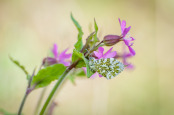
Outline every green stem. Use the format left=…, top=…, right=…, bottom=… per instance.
left=17, top=68, right=36, bottom=115
left=39, top=69, right=69, bottom=115
left=17, top=91, right=28, bottom=115
left=34, top=87, right=47, bottom=115
left=39, top=60, right=79, bottom=115
left=46, top=78, right=68, bottom=114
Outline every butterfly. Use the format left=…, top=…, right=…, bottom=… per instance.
left=89, top=57, right=124, bottom=79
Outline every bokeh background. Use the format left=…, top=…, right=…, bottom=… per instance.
left=0, top=0, right=174, bottom=115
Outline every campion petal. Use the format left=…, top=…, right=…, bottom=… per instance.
left=103, top=47, right=117, bottom=58
left=119, top=18, right=126, bottom=32
left=94, top=47, right=117, bottom=59
left=52, top=44, right=59, bottom=58
left=43, top=44, right=72, bottom=66
left=93, top=47, right=104, bottom=59
left=119, top=18, right=135, bottom=56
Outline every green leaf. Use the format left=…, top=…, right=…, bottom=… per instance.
left=72, top=49, right=86, bottom=68
left=76, top=69, right=86, bottom=76
left=9, top=56, right=29, bottom=77
left=71, top=13, right=83, bottom=51
left=72, top=49, right=83, bottom=62
left=68, top=75, right=76, bottom=85
left=88, top=20, right=99, bottom=47
left=75, top=60, right=86, bottom=68
left=72, top=49, right=94, bottom=77
left=72, top=49, right=85, bottom=68
left=83, top=58, right=95, bottom=78
left=86, top=32, right=95, bottom=45
left=31, top=64, right=66, bottom=88
left=94, top=19, right=99, bottom=43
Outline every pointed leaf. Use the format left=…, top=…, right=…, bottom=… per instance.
left=31, top=64, right=66, bottom=88
left=76, top=69, right=86, bottom=76
left=94, top=19, right=99, bottom=43
left=71, top=13, right=83, bottom=51
left=83, top=58, right=95, bottom=78
left=72, top=49, right=94, bottom=77
left=72, top=49, right=86, bottom=68
left=9, top=56, right=29, bottom=78
left=86, top=32, right=95, bottom=46
left=68, top=75, right=76, bottom=85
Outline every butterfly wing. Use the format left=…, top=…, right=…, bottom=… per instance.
left=89, top=58, right=124, bottom=79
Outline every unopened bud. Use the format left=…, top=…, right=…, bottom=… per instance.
left=103, top=35, right=122, bottom=46
left=43, top=57, right=58, bottom=66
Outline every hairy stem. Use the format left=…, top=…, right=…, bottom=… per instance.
left=46, top=77, right=68, bottom=114
left=18, top=90, right=29, bottom=115
left=17, top=69, right=36, bottom=115
left=39, top=70, right=69, bottom=115
left=39, top=60, right=79, bottom=115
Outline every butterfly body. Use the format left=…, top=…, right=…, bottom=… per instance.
left=89, top=57, right=124, bottom=79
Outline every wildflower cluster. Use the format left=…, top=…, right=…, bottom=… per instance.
left=8, top=14, right=136, bottom=115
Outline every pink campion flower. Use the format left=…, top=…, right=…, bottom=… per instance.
left=93, top=47, right=117, bottom=59
left=43, top=44, right=72, bottom=66
left=83, top=47, right=117, bottom=78
left=119, top=18, right=136, bottom=56
left=52, top=44, right=72, bottom=66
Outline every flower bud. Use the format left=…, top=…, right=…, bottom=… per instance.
left=103, top=35, right=122, bottom=46
left=43, top=57, right=58, bottom=66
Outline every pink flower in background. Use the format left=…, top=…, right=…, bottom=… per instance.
left=52, top=44, right=72, bottom=66
left=43, top=44, right=72, bottom=66
left=119, top=18, right=136, bottom=56
left=84, top=47, right=117, bottom=78
left=122, top=53, right=134, bottom=69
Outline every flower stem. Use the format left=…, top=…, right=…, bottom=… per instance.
left=17, top=68, right=36, bottom=115
left=39, top=60, right=79, bottom=115
left=17, top=91, right=28, bottom=115
left=34, top=87, right=47, bottom=115
left=39, top=70, right=69, bottom=115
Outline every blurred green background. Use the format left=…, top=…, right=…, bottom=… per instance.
left=0, top=0, right=174, bottom=115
